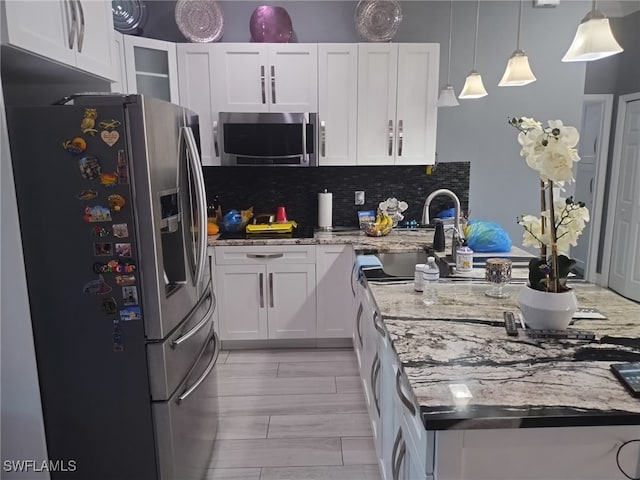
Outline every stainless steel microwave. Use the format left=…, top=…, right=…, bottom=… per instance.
left=218, top=112, right=317, bottom=167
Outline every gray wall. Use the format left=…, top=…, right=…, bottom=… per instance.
left=143, top=0, right=592, bottom=245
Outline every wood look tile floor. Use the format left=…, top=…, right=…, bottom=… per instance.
left=206, top=348, right=381, bottom=480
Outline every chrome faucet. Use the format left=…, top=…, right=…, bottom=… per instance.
left=421, top=189, right=464, bottom=261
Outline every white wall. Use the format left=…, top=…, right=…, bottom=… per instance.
left=0, top=84, right=50, bottom=478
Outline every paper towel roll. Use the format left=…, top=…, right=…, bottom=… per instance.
left=318, top=191, right=333, bottom=229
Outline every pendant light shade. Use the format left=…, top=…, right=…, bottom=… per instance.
left=437, top=85, right=460, bottom=106
left=499, top=50, right=537, bottom=86
left=459, top=71, right=488, bottom=99
left=437, top=0, right=459, bottom=107
left=562, top=11, right=623, bottom=62
left=459, top=0, right=487, bottom=100
left=499, top=0, right=536, bottom=87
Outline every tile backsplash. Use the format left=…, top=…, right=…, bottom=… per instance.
left=203, top=163, right=469, bottom=227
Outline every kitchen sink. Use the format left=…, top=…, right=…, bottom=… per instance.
left=373, top=251, right=534, bottom=280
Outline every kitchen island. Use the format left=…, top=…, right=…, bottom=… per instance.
left=361, top=277, right=640, bottom=480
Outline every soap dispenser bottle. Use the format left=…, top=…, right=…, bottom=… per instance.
left=433, top=220, right=445, bottom=252
left=456, top=240, right=474, bottom=273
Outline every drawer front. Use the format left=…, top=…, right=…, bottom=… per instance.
left=214, top=245, right=316, bottom=265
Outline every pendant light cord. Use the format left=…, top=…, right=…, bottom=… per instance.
left=516, top=0, right=523, bottom=51
left=472, top=0, right=480, bottom=70
left=446, top=0, right=453, bottom=83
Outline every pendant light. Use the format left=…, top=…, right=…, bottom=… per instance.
left=459, top=0, right=487, bottom=99
left=562, top=0, right=623, bottom=62
left=437, top=0, right=459, bottom=107
left=499, top=0, right=536, bottom=86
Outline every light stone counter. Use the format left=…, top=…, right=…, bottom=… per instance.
left=208, top=228, right=436, bottom=252
left=367, top=280, right=640, bottom=429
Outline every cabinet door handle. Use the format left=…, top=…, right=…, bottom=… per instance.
left=388, top=120, right=394, bottom=156
left=320, top=121, right=326, bottom=157
left=373, top=311, right=386, bottom=337
left=65, top=0, right=77, bottom=50
left=259, top=273, right=264, bottom=308
left=391, top=428, right=403, bottom=480
left=74, top=0, right=85, bottom=53
left=260, top=65, right=266, bottom=104
left=593, top=136, right=598, bottom=155
left=213, top=121, right=219, bottom=157
left=370, top=353, right=381, bottom=417
left=395, top=369, right=416, bottom=416
left=397, top=119, right=404, bottom=157
left=269, top=272, right=274, bottom=307
left=350, top=263, right=357, bottom=298
left=246, top=253, right=284, bottom=259
left=590, top=177, right=594, bottom=194
left=356, top=303, right=363, bottom=348
left=271, top=65, right=276, bottom=104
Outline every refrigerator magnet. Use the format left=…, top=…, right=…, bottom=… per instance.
left=79, top=156, right=101, bottom=180
left=93, top=259, right=137, bottom=274
left=98, top=119, right=121, bottom=131
left=100, top=130, right=120, bottom=147
left=122, top=286, right=138, bottom=306
left=117, top=150, right=129, bottom=184
left=83, top=205, right=112, bottom=223
left=100, top=172, right=118, bottom=189
left=119, top=306, right=142, bottom=322
left=101, top=297, right=118, bottom=315
left=82, top=274, right=112, bottom=295
left=91, top=226, right=110, bottom=238
left=77, top=189, right=98, bottom=200
left=80, top=108, right=98, bottom=136
left=94, top=242, right=113, bottom=256
left=63, top=137, right=87, bottom=154
left=112, top=319, right=124, bottom=352
left=115, top=243, right=132, bottom=257
left=108, top=194, right=126, bottom=212
left=115, top=274, right=136, bottom=286
left=112, top=223, right=129, bottom=238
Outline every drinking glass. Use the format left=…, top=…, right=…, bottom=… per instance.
left=485, top=258, right=512, bottom=298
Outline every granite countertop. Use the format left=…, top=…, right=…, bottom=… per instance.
left=208, top=228, right=436, bottom=252
left=368, top=280, right=640, bottom=430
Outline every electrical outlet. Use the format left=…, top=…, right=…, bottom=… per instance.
left=355, top=191, right=365, bottom=205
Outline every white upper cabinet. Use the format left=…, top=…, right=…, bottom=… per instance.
left=177, top=44, right=218, bottom=166
left=357, top=43, right=439, bottom=166
left=213, top=43, right=318, bottom=113
left=318, top=44, right=358, bottom=166
left=111, top=31, right=127, bottom=94
left=123, top=35, right=179, bottom=104
left=2, top=0, right=116, bottom=81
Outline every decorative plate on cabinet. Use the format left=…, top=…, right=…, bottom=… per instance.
left=112, top=0, right=147, bottom=35
left=175, top=0, right=224, bottom=43
left=249, top=5, right=293, bottom=43
left=354, top=0, right=402, bottom=42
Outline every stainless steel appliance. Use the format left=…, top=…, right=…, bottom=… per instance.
left=7, top=94, right=219, bottom=480
left=219, top=111, right=317, bottom=166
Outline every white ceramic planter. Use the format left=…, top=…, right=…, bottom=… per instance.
left=517, top=285, right=578, bottom=330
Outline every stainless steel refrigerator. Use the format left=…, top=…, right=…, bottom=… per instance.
left=7, top=94, right=219, bottom=479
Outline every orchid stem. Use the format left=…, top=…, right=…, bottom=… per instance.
left=547, top=181, right=559, bottom=292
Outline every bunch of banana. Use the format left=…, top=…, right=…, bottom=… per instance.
left=366, top=210, right=394, bottom=236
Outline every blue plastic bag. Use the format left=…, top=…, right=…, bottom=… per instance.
left=464, top=220, right=512, bottom=252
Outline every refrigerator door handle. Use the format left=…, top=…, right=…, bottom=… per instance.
left=177, top=331, right=220, bottom=404
left=182, top=126, right=208, bottom=289
left=171, top=286, right=215, bottom=348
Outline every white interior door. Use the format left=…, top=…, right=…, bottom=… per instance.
left=609, top=99, right=640, bottom=301
left=571, top=95, right=613, bottom=282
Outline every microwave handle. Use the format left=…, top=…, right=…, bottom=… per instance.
left=213, top=121, right=219, bottom=157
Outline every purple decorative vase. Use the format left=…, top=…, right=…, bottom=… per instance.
left=249, top=6, right=293, bottom=43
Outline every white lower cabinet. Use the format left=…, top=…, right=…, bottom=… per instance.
left=316, top=245, right=355, bottom=338
left=213, top=246, right=316, bottom=341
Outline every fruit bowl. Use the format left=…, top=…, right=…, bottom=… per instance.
left=363, top=222, right=393, bottom=237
